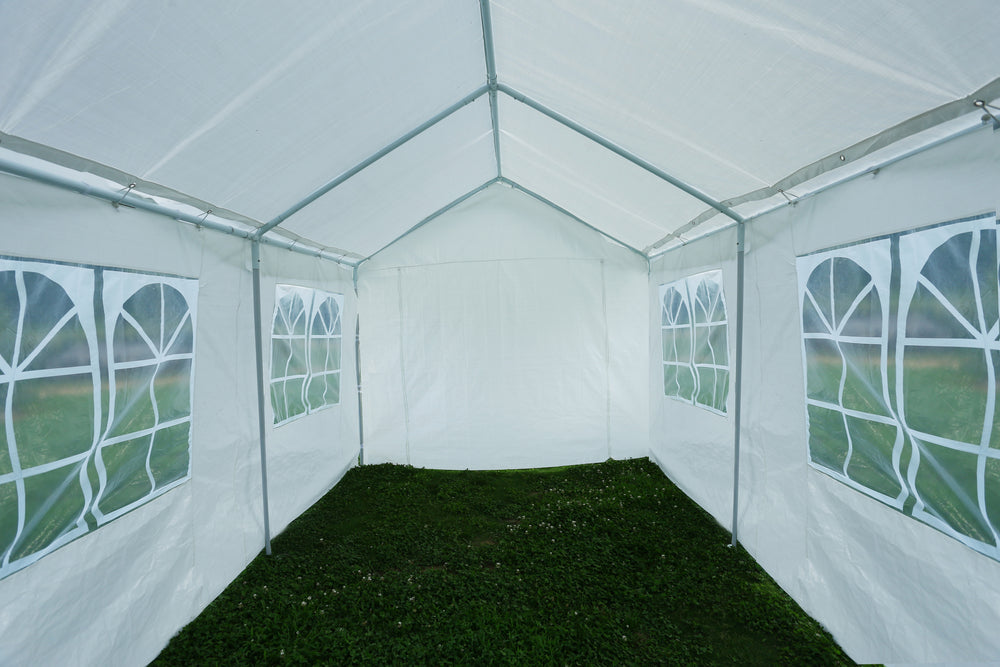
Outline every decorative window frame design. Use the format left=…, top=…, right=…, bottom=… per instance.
left=659, top=269, right=730, bottom=415
left=0, top=257, right=197, bottom=581
left=797, top=241, right=906, bottom=509
left=269, top=285, right=343, bottom=427
left=95, top=273, right=197, bottom=524
left=797, top=212, right=1000, bottom=562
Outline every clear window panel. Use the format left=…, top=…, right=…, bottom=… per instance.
left=270, top=286, right=344, bottom=426
left=659, top=270, right=730, bottom=414
left=798, top=213, right=1000, bottom=562
left=0, top=259, right=196, bottom=580
left=12, top=464, right=87, bottom=563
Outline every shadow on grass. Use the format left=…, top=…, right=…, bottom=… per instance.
left=153, top=458, right=856, bottom=665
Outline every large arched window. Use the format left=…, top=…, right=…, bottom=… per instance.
left=898, top=222, right=1000, bottom=555
left=0, top=263, right=98, bottom=578
left=799, top=247, right=904, bottom=507
left=95, top=278, right=196, bottom=523
left=797, top=213, right=1000, bottom=562
left=0, top=259, right=197, bottom=580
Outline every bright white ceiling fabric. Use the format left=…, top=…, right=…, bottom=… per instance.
left=0, top=0, right=486, bottom=236
left=1, top=1, right=998, bottom=259
left=500, top=95, right=708, bottom=252
left=278, top=96, right=497, bottom=257
left=492, top=0, right=1000, bottom=191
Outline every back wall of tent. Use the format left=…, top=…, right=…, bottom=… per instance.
left=359, top=184, right=649, bottom=470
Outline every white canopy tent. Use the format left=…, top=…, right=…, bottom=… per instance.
left=0, top=1, right=998, bottom=664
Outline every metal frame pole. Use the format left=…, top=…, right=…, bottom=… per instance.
left=730, top=221, right=746, bottom=547
left=250, top=240, right=273, bottom=555
left=254, top=86, right=489, bottom=238
left=353, top=265, right=365, bottom=465
left=479, top=0, right=502, bottom=177
left=497, top=84, right=744, bottom=226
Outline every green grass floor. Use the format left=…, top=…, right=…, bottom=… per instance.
left=153, top=458, right=855, bottom=665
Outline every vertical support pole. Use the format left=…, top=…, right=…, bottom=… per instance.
left=730, top=222, right=746, bottom=548
left=353, top=265, right=365, bottom=465
left=250, top=240, right=273, bottom=556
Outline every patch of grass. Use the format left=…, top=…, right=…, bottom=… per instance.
left=153, top=458, right=855, bottom=665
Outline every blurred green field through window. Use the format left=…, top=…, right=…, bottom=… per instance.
left=0, top=258, right=196, bottom=580
left=797, top=214, right=1000, bottom=562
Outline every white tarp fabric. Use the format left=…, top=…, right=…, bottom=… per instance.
left=0, top=1, right=486, bottom=234
left=2, top=2, right=997, bottom=261
left=0, top=173, right=360, bottom=666
left=277, top=96, right=498, bottom=257
left=0, top=2, right=999, bottom=665
left=493, top=0, right=1000, bottom=200
left=499, top=95, right=708, bottom=251
left=360, top=183, right=649, bottom=470
left=651, top=125, right=1000, bottom=664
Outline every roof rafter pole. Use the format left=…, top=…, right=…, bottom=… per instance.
left=489, top=91, right=502, bottom=176
left=499, top=177, right=647, bottom=259
left=250, top=240, right=273, bottom=557
left=363, top=178, right=499, bottom=262
left=730, top=221, right=746, bottom=549
left=496, top=84, right=744, bottom=226
left=255, top=85, right=490, bottom=238
left=478, top=0, right=502, bottom=177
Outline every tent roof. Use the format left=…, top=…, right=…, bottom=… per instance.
left=1, top=1, right=998, bottom=263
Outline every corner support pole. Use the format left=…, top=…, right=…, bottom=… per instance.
left=730, top=221, right=746, bottom=548
left=251, top=240, right=273, bottom=555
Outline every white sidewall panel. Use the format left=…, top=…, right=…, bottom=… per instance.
left=651, top=127, right=1000, bottom=664
left=0, top=174, right=359, bottom=666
